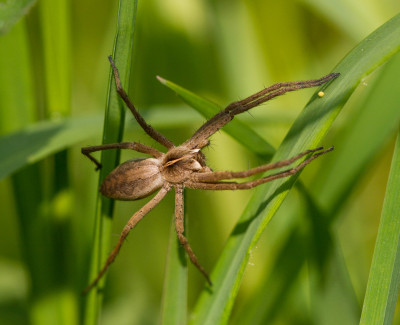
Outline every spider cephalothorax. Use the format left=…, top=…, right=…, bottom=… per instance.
left=161, top=147, right=209, bottom=183
left=82, top=56, right=339, bottom=293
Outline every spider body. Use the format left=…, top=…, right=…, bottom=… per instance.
left=82, top=56, right=339, bottom=293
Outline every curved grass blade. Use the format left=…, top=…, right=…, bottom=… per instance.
left=233, top=51, right=400, bottom=325
left=360, top=130, right=400, bottom=324
left=0, top=115, right=102, bottom=180
left=190, top=13, right=400, bottom=325
left=314, top=54, right=400, bottom=211
left=83, top=1, right=138, bottom=324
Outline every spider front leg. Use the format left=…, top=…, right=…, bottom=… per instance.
left=83, top=184, right=172, bottom=294
left=82, top=142, right=163, bottom=170
left=174, top=184, right=212, bottom=285
left=184, top=73, right=339, bottom=150
left=108, top=56, right=175, bottom=149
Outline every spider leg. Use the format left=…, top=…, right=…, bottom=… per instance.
left=82, top=142, right=164, bottom=170
left=83, top=184, right=172, bottom=294
left=108, top=56, right=175, bottom=149
left=192, top=147, right=326, bottom=182
left=174, top=184, right=212, bottom=285
left=228, top=73, right=339, bottom=114
left=186, top=147, right=333, bottom=190
left=184, top=73, right=339, bottom=150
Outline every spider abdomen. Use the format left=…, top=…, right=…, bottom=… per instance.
left=100, top=158, right=163, bottom=200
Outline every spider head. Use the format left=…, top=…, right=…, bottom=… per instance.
left=161, top=146, right=204, bottom=183
left=100, top=158, right=163, bottom=200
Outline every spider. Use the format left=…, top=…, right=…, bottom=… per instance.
left=82, top=56, right=339, bottom=293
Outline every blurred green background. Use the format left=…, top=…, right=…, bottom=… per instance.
left=1, top=0, right=400, bottom=324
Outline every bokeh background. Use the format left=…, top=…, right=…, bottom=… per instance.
left=1, top=0, right=400, bottom=324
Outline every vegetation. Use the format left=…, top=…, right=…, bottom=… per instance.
left=0, top=0, right=400, bottom=324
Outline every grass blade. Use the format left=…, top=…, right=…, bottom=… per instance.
left=314, top=53, right=400, bottom=211
left=0, top=115, right=102, bottom=180
left=190, top=13, right=400, bottom=325
left=235, top=50, right=400, bottom=324
left=83, top=1, right=138, bottom=324
left=360, top=130, right=400, bottom=324
left=30, top=0, right=75, bottom=323
left=39, top=0, right=70, bottom=117
left=160, top=214, right=188, bottom=325
left=1, top=1, right=77, bottom=324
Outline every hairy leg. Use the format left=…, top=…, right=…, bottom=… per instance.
left=192, top=147, right=326, bottom=182
left=82, top=142, right=163, bottom=170
left=186, top=147, right=333, bottom=190
left=83, top=184, right=172, bottom=294
left=227, top=74, right=338, bottom=114
left=185, top=73, right=339, bottom=150
left=108, top=56, right=175, bottom=149
left=174, top=184, right=212, bottom=285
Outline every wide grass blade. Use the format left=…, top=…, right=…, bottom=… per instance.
left=0, top=115, right=101, bottom=180
left=190, top=13, right=400, bottom=325
left=234, top=50, right=400, bottom=324
left=360, top=130, right=400, bottom=324
left=314, top=53, right=400, bottom=211
left=83, top=1, right=138, bottom=325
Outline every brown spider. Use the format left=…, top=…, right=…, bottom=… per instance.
left=82, top=56, right=339, bottom=293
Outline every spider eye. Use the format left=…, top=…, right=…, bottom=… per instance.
left=100, top=158, right=163, bottom=200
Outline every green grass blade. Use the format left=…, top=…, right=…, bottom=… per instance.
left=360, top=130, right=400, bottom=324
left=233, top=50, right=400, bottom=325
left=0, top=23, right=35, bottom=131
left=83, top=1, right=138, bottom=324
left=30, top=0, right=75, bottom=323
left=1, top=1, right=76, bottom=324
left=39, top=0, right=70, bottom=117
left=0, top=18, right=45, bottom=325
left=0, top=0, right=80, bottom=323
left=315, top=53, right=400, bottom=211
left=157, top=77, right=275, bottom=159
left=160, top=214, right=188, bottom=325
left=0, top=0, right=37, bottom=35
left=190, top=13, right=400, bottom=325
left=0, top=115, right=102, bottom=180
left=303, top=53, right=400, bottom=324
